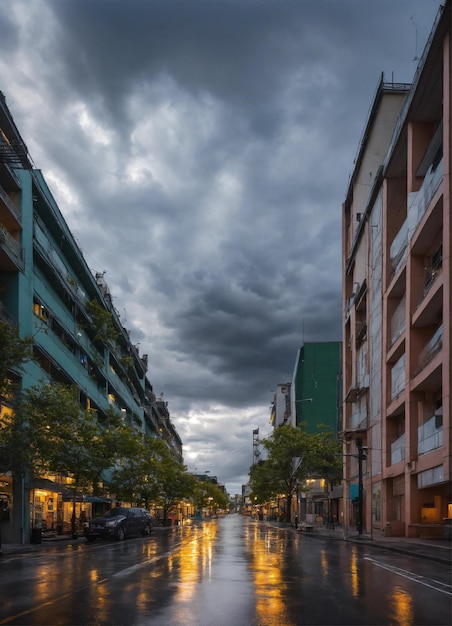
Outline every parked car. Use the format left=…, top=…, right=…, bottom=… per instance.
left=84, top=507, right=153, bottom=541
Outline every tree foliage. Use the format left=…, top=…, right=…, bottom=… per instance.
left=110, top=434, right=163, bottom=507
left=192, top=479, right=229, bottom=512
left=142, top=441, right=196, bottom=523
left=0, top=359, right=222, bottom=525
left=85, top=299, right=120, bottom=346
left=248, top=425, right=342, bottom=521
left=0, top=321, right=33, bottom=398
left=111, top=436, right=197, bottom=523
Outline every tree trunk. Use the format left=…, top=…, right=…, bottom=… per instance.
left=71, top=490, right=77, bottom=538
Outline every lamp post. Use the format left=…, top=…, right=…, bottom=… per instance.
left=355, top=439, right=370, bottom=535
left=341, top=438, right=372, bottom=536
left=342, top=441, right=368, bottom=536
left=291, top=456, right=304, bottom=527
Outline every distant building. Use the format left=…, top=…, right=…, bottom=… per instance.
left=291, top=342, right=342, bottom=435
left=289, top=341, right=342, bottom=526
left=270, top=383, right=291, bottom=428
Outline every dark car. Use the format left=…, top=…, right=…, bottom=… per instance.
left=84, top=507, right=153, bottom=541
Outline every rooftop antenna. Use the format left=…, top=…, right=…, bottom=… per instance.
left=410, top=15, right=419, bottom=61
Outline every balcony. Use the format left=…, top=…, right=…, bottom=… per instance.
left=345, top=374, right=369, bottom=403
left=415, top=325, right=443, bottom=375
left=390, top=294, right=406, bottom=346
left=0, top=223, right=24, bottom=271
left=0, top=300, right=14, bottom=324
left=33, top=223, right=87, bottom=307
left=413, top=245, right=443, bottom=315
left=349, top=407, right=367, bottom=431
left=0, top=182, right=21, bottom=228
left=389, top=219, right=408, bottom=278
left=412, top=278, right=442, bottom=328
left=390, top=353, right=406, bottom=401
left=418, top=414, right=443, bottom=455
left=407, top=156, right=443, bottom=239
left=390, top=433, right=405, bottom=465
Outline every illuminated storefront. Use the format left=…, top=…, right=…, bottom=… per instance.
left=30, top=478, right=100, bottom=533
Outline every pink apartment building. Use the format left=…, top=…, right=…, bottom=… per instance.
left=342, top=2, right=451, bottom=538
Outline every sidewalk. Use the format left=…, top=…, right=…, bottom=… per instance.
left=263, top=520, right=451, bottom=565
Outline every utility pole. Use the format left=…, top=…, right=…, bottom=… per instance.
left=356, top=439, right=367, bottom=536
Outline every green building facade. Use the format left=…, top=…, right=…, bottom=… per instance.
left=291, top=341, right=342, bottom=435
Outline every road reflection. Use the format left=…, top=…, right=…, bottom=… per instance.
left=388, top=587, right=414, bottom=626
left=170, top=522, right=217, bottom=602
left=349, top=545, right=359, bottom=597
left=244, top=522, right=293, bottom=625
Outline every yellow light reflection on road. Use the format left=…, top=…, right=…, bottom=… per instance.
left=88, top=567, right=108, bottom=613
left=350, top=545, right=359, bottom=598
left=245, top=523, right=292, bottom=625
left=388, top=586, right=414, bottom=626
left=320, top=549, right=329, bottom=578
left=172, top=522, right=217, bottom=602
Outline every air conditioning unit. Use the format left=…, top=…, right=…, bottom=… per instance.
left=406, top=460, right=417, bottom=473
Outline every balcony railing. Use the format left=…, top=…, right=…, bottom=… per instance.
left=391, top=353, right=406, bottom=401
left=416, top=325, right=443, bottom=374
left=390, top=294, right=406, bottom=346
left=349, top=407, right=367, bottom=431
left=0, top=182, right=21, bottom=223
left=391, top=433, right=405, bottom=465
left=407, top=157, right=443, bottom=239
left=390, top=219, right=408, bottom=276
left=418, top=415, right=443, bottom=455
left=0, top=223, right=24, bottom=269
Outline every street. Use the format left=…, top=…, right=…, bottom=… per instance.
left=0, top=514, right=450, bottom=625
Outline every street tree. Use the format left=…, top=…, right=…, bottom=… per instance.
left=111, top=436, right=196, bottom=523
left=0, top=320, right=33, bottom=399
left=21, top=383, right=115, bottom=536
left=248, top=425, right=342, bottom=523
left=110, top=433, right=163, bottom=507
left=192, top=478, right=229, bottom=516
left=90, top=408, right=144, bottom=498
left=151, top=443, right=196, bottom=525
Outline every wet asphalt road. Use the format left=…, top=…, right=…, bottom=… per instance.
left=0, top=514, right=451, bottom=625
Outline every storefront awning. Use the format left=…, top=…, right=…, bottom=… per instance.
left=31, top=478, right=67, bottom=493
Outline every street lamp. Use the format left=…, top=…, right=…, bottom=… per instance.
left=343, top=440, right=368, bottom=536
left=356, top=439, right=368, bottom=536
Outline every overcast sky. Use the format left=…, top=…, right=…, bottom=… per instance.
left=0, top=0, right=442, bottom=494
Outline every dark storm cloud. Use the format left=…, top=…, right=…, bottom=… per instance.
left=0, top=0, right=442, bottom=492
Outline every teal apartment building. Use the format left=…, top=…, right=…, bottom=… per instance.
left=0, top=93, right=182, bottom=543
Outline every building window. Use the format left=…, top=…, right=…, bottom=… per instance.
left=33, top=301, right=49, bottom=322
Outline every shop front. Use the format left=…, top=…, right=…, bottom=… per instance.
left=0, top=475, right=12, bottom=522
left=0, top=474, right=13, bottom=543
left=30, top=478, right=92, bottom=536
